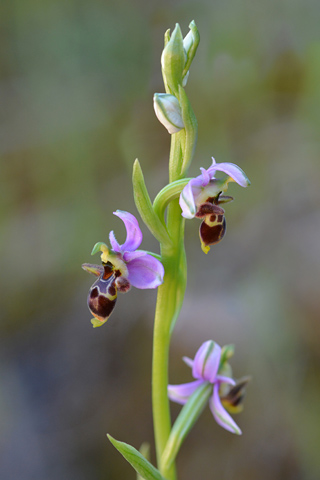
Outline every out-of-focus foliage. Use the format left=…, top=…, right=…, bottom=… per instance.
left=1, top=1, right=320, bottom=479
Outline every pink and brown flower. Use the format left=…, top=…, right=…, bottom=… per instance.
left=179, top=158, right=250, bottom=253
left=82, top=211, right=164, bottom=327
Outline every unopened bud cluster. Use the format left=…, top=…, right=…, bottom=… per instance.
left=153, top=21, right=199, bottom=134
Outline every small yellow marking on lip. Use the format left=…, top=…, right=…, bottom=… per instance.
left=200, top=239, right=210, bottom=254
left=100, top=244, right=110, bottom=263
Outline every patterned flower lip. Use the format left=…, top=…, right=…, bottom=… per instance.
left=168, top=340, right=242, bottom=435
left=82, top=211, right=164, bottom=327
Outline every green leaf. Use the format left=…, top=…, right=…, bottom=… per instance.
left=132, top=159, right=171, bottom=246
left=160, top=382, right=212, bottom=471
left=137, top=443, right=151, bottom=480
left=107, top=435, right=167, bottom=480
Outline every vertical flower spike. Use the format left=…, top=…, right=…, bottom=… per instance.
left=82, top=211, right=164, bottom=327
left=168, top=340, right=247, bottom=435
left=179, top=158, right=250, bottom=253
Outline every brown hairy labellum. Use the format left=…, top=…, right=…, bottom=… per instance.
left=196, top=202, right=226, bottom=249
left=87, top=264, right=118, bottom=322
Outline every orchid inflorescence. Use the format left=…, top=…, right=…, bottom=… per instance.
left=82, top=21, right=251, bottom=480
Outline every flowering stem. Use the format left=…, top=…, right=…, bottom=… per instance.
left=152, top=24, right=199, bottom=478
left=152, top=134, right=187, bottom=480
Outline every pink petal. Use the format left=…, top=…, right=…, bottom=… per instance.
left=109, top=230, right=121, bottom=252
left=123, top=250, right=147, bottom=262
left=209, top=384, right=242, bottom=435
left=126, top=253, right=164, bottom=289
left=216, top=375, right=236, bottom=386
left=207, top=160, right=250, bottom=187
left=111, top=211, right=143, bottom=253
left=200, top=167, right=211, bottom=186
left=182, top=356, right=194, bottom=369
left=192, top=341, right=221, bottom=383
left=179, top=177, right=203, bottom=219
left=168, top=380, right=204, bottom=405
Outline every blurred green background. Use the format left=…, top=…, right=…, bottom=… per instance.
left=1, top=0, right=320, bottom=479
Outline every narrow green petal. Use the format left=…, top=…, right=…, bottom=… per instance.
left=132, top=159, right=171, bottom=246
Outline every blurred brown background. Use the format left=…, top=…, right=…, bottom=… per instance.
left=1, top=0, right=320, bottom=479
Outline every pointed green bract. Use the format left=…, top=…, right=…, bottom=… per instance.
left=178, top=86, right=198, bottom=176
left=132, top=159, right=171, bottom=246
left=160, top=382, right=212, bottom=472
left=107, top=435, right=167, bottom=480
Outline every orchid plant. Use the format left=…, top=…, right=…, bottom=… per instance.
left=83, top=21, right=250, bottom=480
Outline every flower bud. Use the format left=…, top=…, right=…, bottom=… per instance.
left=182, top=21, right=200, bottom=78
left=220, top=344, right=235, bottom=366
left=183, top=31, right=194, bottom=58
left=153, top=93, right=184, bottom=134
left=161, top=24, right=185, bottom=95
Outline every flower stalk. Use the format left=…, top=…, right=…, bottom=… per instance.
left=152, top=137, right=187, bottom=480
left=82, top=20, right=251, bottom=480
left=151, top=24, right=201, bottom=477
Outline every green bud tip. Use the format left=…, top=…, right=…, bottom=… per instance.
left=220, top=344, right=235, bottom=364
left=161, top=23, right=185, bottom=95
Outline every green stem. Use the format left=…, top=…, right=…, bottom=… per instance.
left=152, top=129, right=187, bottom=480
left=152, top=75, right=197, bottom=478
left=152, top=209, right=186, bottom=480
